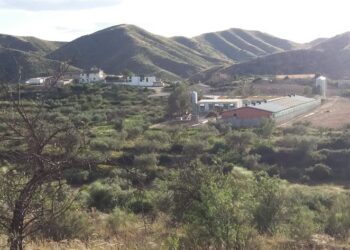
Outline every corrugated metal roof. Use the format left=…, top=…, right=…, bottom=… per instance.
left=198, top=99, right=242, bottom=103
left=248, top=95, right=319, bottom=113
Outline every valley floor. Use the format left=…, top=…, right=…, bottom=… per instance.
left=280, top=96, right=350, bottom=129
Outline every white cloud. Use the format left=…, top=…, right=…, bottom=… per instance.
left=0, top=0, right=350, bottom=43
left=0, top=0, right=121, bottom=11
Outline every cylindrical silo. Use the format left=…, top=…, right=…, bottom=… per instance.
left=316, top=76, right=327, bottom=98
left=191, top=91, right=198, bottom=104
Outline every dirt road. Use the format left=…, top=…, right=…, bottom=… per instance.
left=280, top=96, right=350, bottom=129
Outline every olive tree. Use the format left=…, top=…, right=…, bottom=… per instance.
left=0, top=64, right=85, bottom=250
left=167, top=84, right=191, bottom=117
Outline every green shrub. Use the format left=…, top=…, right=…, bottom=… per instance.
left=90, top=137, right=119, bottom=152
left=306, top=163, right=332, bottom=181
left=254, top=173, right=284, bottom=235
left=86, top=182, right=117, bottom=212
left=183, top=140, right=208, bottom=156
left=325, top=198, right=350, bottom=239
left=128, top=199, right=155, bottom=215
left=91, top=113, right=107, bottom=123
left=42, top=210, right=94, bottom=241
left=288, top=205, right=318, bottom=240
left=64, top=169, right=90, bottom=185
left=105, top=208, right=136, bottom=234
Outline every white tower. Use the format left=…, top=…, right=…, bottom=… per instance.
left=191, top=91, right=198, bottom=104
left=316, top=76, right=327, bottom=98
left=191, top=91, right=198, bottom=115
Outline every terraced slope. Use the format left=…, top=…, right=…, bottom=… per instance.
left=48, top=25, right=299, bottom=79
left=174, top=28, right=300, bottom=63
left=0, top=34, right=65, bottom=56
left=48, top=24, right=229, bottom=79
left=0, top=47, right=69, bottom=82
left=193, top=31, right=350, bottom=82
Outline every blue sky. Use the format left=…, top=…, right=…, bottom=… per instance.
left=0, top=0, right=349, bottom=43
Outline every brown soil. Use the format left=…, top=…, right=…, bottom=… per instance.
left=281, top=96, right=350, bottom=129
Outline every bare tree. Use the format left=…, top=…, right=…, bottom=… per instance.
left=0, top=62, right=84, bottom=250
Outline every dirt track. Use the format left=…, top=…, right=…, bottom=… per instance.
left=281, top=96, right=350, bottom=129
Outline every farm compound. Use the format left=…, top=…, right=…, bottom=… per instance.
left=221, top=95, right=321, bottom=127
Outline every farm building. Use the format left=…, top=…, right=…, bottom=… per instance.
left=80, top=67, right=106, bottom=83
left=275, top=74, right=316, bottom=80
left=221, top=95, right=321, bottom=127
left=25, top=77, right=52, bottom=85
left=191, top=91, right=243, bottom=114
left=106, top=75, right=164, bottom=87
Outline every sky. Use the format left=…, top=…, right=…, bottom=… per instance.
left=0, top=0, right=349, bottom=43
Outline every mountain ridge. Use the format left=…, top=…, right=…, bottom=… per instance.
left=2, top=24, right=350, bottom=82
left=193, top=31, right=350, bottom=82
left=47, top=24, right=300, bottom=80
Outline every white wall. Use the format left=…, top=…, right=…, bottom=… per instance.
left=80, top=70, right=105, bottom=83
left=130, top=76, right=157, bottom=86
left=198, top=100, right=243, bottom=112
left=115, top=76, right=157, bottom=86
left=25, top=78, right=45, bottom=84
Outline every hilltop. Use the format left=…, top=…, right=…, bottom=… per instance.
left=0, top=47, right=68, bottom=82
left=3, top=25, right=350, bottom=82
left=47, top=24, right=299, bottom=80
left=0, top=34, right=70, bottom=82
left=0, top=34, right=65, bottom=56
left=195, top=31, right=350, bottom=83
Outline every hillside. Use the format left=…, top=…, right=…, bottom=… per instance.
left=48, top=25, right=299, bottom=79
left=193, top=31, right=350, bottom=82
left=4, top=25, right=350, bottom=83
left=0, top=47, right=71, bottom=82
left=174, top=28, right=300, bottom=63
left=313, top=32, right=350, bottom=52
left=0, top=34, right=65, bottom=56
left=48, top=24, right=228, bottom=79
left=0, top=34, right=72, bottom=82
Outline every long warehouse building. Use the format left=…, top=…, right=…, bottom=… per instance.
left=221, top=95, right=321, bottom=127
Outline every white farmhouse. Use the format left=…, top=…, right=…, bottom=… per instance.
left=80, top=67, right=106, bottom=83
left=127, top=76, right=158, bottom=86
left=25, top=77, right=52, bottom=85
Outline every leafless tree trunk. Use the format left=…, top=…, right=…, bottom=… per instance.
left=0, top=62, right=83, bottom=250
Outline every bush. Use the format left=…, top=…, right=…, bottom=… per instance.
left=129, top=199, right=155, bottom=215
left=86, top=182, right=118, bottom=212
left=254, top=173, right=284, bottom=235
left=283, top=122, right=310, bottom=135
left=183, top=140, right=208, bottom=156
left=91, top=113, right=107, bottom=123
left=243, top=154, right=261, bottom=169
left=105, top=208, right=136, bottom=234
left=64, top=169, right=90, bottom=185
left=42, top=210, right=94, bottom=241
left=179, top=171, right=256, bottom=249
left=256, top=118, right=275, bottom=138
left=90, top=137, right=119, bottom=152
left=114, top=118, right=124, bottom=131
left=135, top=139, right=168, bottom=153
left=170, top=143, right=184, bottom=154
left=288, top=205, right=318, bottom=240
left=325, top=198, right=350, bottom=239
left=125, top=126, right=144, bottom=139
left=306, top=163, right=332, bottom=181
